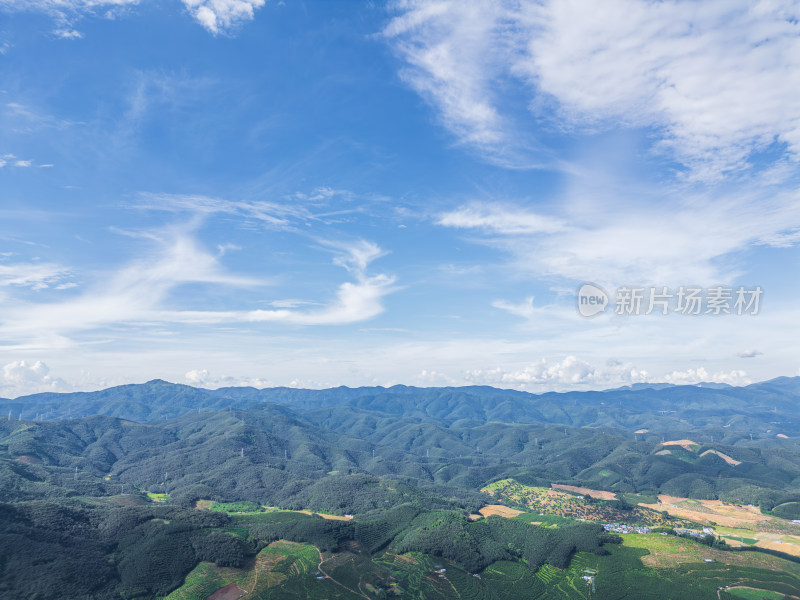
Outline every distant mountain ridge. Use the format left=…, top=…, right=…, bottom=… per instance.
left=2, top=376, right=799, bottom=436
left=3, top=376, right=800, bottom=513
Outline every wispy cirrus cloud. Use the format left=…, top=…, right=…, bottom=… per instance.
left=0, top=229, right=258, bottom=347
left=383, top=1, right=534, bottom=167
left=385, top=0, right=800, bottom=180
left=0, top=0, right=139, bottom=38
left=0, top=260, right=72, bottom=290
left=153, top=238, right=396, bottom=326
left=134, top=192, right=314, bottom=229
left=0, top=225, right=395, bottom=348
left=438, top=184, right=800, bottom=287
left=134, top=189, right=364, bottom=230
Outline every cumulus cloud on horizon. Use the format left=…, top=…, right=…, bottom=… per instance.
left=0, top=360, right=70, bottom=398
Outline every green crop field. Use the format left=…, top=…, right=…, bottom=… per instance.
left=724, top=536, right=759, bottom=545
left=619, top=492, right=660, bottom=505
left=146, top=491, right=170, bottom=502
left=208, top=500, right=263, bottom=513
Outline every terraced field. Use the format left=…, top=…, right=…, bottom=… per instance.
left=163, top=541, right=354, bottom=600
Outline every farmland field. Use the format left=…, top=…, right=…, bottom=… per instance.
left=163, top=540, right=354, bottom=600
left=483, top=479, right=682, bottom=527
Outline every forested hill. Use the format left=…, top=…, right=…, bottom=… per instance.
left=3, top=378, right=800, bottom=599
left=3, top=376, right=800, bottom=434
left=3, top=378, right=800, bottom=510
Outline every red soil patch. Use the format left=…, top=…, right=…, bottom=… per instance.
left=206, top=582, right=246, bottom=600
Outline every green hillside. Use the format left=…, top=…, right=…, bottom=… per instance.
left=2, top=380, right=800, bottom=598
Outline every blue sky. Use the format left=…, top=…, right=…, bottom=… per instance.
left=1, top=0, right=799, bottom=397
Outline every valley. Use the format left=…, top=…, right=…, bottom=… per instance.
left=3, top=379, right=800, bottom=598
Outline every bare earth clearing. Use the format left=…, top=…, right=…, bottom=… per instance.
left=478, top=504, right=524, bottom=518
left=641, top=495, right=800, bottom=557
left=551, top=484, right=616, bottom=500
left=206, top=582, right=246, bottom=600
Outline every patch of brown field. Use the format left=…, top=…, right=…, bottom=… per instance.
left=778, top=433, right=789, bottom=439
left=15, top=455, right=41, bottom=464
left=756, top=539, right=800, bottom=556
left=530, top=521, right=542, bottom=525
left=294, top=510, right=353, bottom=521
left=640, top=495, right=792, bottom=531
left=699, top=449, right=741, bottom=466
left=661, top=439, right=698, bottom=451
left=206, top=582, right=246, bottom=600
left=479, top=505, right=524, bottom=518
left=551, top=484, right=616, bottom=500
left=194, top=499, right=213, bottom=510
left=635, top=429, right=649, bottom=434
left=468, top=513, right=483, bottom=521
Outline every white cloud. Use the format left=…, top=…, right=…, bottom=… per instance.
left=216, top=243, right=241, bottom=256
left=437, top=203, right=567, bottom=235
left=184, top=368, right=272, bottom=388
left=0, top=360, right=70, bottom=398
left=416, top=369, right=458, bottom=386
left=662, top=367, right=750, bottom=386
left=54, top=28, right=83, bottom=39
left=0, top=230, right=395, bottom=348
left=327, top=239, right=387, bottom=273
left=1, top=0, right=265, bottom=36
left=182, top=0, right=265, bottom=35
left=135, top=192, right=315, bottom=230
left=384, top=1, right=532, bottom=166
left=386, top=0, right=800, bottom=179
left=519, top=0, right=800, bottom=180
left=0, top=0, right=140, bottom=38
left=0, top=261, right=72, bottom=290
left=159, top=239, right=396, bottom=326
left=466, top=355, right=598, bottom=386
left=464, top=355, right=751, bottom=389
left=738, top=349, right=763, bottom=359
left=439, top=187, right=800, bottom=286
left=0, top=230, right=259, bottom=345
left=0, top=154, right=36, bottom=168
